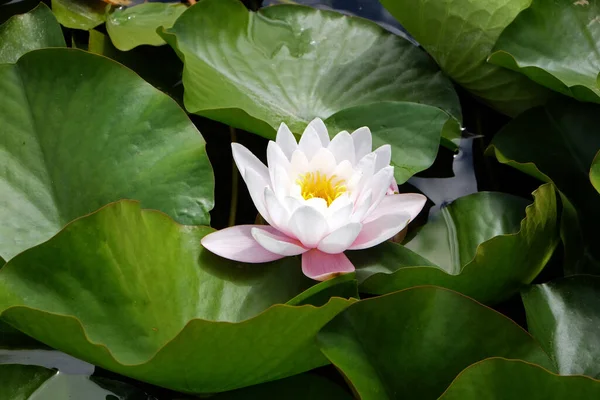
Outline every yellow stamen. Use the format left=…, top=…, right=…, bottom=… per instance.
left=296, top=171, right=346, bottom=206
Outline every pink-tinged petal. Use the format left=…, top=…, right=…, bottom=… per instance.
left=231, top=143, right=269, bottom=182
left=352, top=127, right=372, bottom=161
left=387, top=178, right=399, bottom=195
left=276, top=122, right=298, bottom=159
left=289, top=206, right=328, bottom=248
left=373, top=144, right=391, bottom=173
left=201, top=225, right=285, bottom=263
left=244, top=168, right=274, bottom=226
left=364, top=193, right=427, bottom=224
left=349, top=213, right=411, bottom=250
left=251, top=227, right=307, bottom=256
left=302, top=249, right=355, bottom=281
left=307, top=118, right=330, bottom=146
left=328, top=131, right=355, bottom=165
left=298, top=125, right=323, bottom=160
left=318, top=223, right=362, bottom=254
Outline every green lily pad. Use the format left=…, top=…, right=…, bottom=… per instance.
left=317, top=286, right=554, bottom=400
left=0, top=48, right=214, bottom=261
left=0, top=364, right=56, bottom=400
left=522, top=276, right=600, bottom=378
left=160, top=0, right=462, bottom=145
left=106, top=3, right=187, bottom=51
left=487, top=100, right=600, bottom=274
left=214, top=373, right=353, bottom=400
left=51, top=0, right=106, bottom=30
left=380, top=0, right=553, bottom=116
left=0, top=3, right=65, bottom=64
left=0, top=201, right=355, bottom=393
left=352, top=183, right=558, bottom=304
left=326, top=101, right=451, bottom=184
left=490, top=0, right=600, bottom=103
left=591, top=150, right=600, bottom=194
left=439, top=358, right=600, bottom=399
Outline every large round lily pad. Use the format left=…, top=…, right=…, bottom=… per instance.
left=0, top=201, right=354, bottom=393
left=160, top=0, right=462, bottom=144
left=379, top=0, right=553, bottom=116
left=317, top=286, right=553, bottom=400
left=490, top=0, right=600, bottom=103
left=0, top=48, right=214, bottom=260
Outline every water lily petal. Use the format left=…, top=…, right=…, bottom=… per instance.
left=251, top=227, right=307, bottom=256
left=328, top=199, right=354, bottom=231
left=301, top=249, right=355, bottom=281
left=298, top=125, right=323, bottom=160
left=374, top=144, right=392, bottom=173
left=387, top=178, right=399, bottom=195
left=349, top=212, right=411, bottom=250
left=231, top=143, right=268, bottom=182
left=307, top=117, right=330, bottom=146
left=275, top=122, right=298, bottom=159
left=309, top=148, right=337, bottom=174
left=289, top=206, right=328, bottom=248
left=364, top=193, right=427, bottom=224
left=244, top=168, right=274, bottom=226
left=201, top=225, right=285, bottom=263
left=352, top=126, right=372, bottom=161
left=264, top=188, right=291, bottom=230
left=318, top=223, right=362, bottom=254
left=328, top=130, right=355, bottom=165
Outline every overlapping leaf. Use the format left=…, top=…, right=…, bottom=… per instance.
left=317, top=286, right=553, bottom=400
left=161, top=0, right=462, bottom=146
left=0, top=3, right=65, bottom=64
left=522, top=276, right=600, bottom=378
left=0, top=365, right=56, bottom=400
left=51, top=0, right=105, bottom=30
left=0, top=201, right=355, bottom=393
left=487, top=100, right=600, bottom=274
left=351, top=184, right=558, bottom=303
left=106, top=3, right=187, bottom=51
left=490, top=0, right=600, bottom=103
left=440, top=358, right=600, bottom=399
left=380, top=0, right=552, bottom=116
left=591, top=150, right=600, bottom=194
left=0, top=48, right=213, bottom=260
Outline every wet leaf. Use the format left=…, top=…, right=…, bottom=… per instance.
left=51, top=0, right=106, bottom=30
left=160, top=0, right=462, bottom=145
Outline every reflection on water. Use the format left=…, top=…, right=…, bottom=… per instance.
left=410, top=137, right=479, bottom=212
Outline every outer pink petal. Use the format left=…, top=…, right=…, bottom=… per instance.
left=301, top=249, right=355, bottom=281
left=251, top=227, right=308, bottom=256
left=201, top=225, right=285, bottom=263
left=349, top=213, right=411, bottom=250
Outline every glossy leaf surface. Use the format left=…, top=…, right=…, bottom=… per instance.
left=0, top=201, right=354, bottom=393
left=0, top=48, right=213, bottom=260
left=318, top=286, right=553, bottom=400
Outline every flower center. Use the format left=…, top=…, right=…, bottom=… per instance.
left=296, top=171, right=346, bottom=206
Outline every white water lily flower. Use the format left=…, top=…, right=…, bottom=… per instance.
left=201, top=119, right=427, bottom=281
